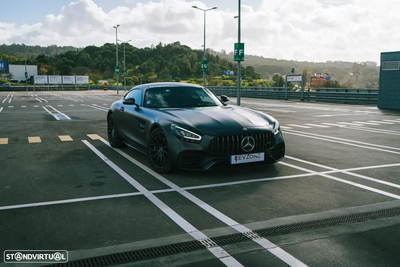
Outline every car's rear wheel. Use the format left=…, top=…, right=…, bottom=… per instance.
left=107, top=114, right=123, bottom=148
left=148, top=128, right=172, bottom=173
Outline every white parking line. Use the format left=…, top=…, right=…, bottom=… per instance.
left=1, top=160, right=399, bottom=210
left=281, top=126, right=294, bottom=130
left=342, top=126, right=400, bottom=136
left=284, top=130, right=400, bottom=155
left=100, top=138, right=307, bottom=267
left=286, top=156, right=400, bottom=190
left=368, top=120, right=395, bottom=125
left=0, top=107, right=3, bottom=113
left=314, top=114, right=362, bottom=117
left=0, top=192, right=145, bottom=211
left=353, top=121, right=379, bottom=125
left=304, top=124, right=330, bottom=128
left=336, top=122, right=365, bottom=126
left=280, top=161, right=400, bottom=200
left=383, top=120, right=400, bottom=123
left=87, top=104, right=108, bottom=112
left=286, top=124, right=312, bottom=129
left=83, top=140, right=243, bottom=267
left=321, top=123, right=344, bottom=127
left=42, top=106, right=71, bottom=121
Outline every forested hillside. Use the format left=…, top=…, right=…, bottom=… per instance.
left=215, top=52, right=379, bottom=88
left=0, top=43, right=379, bottom=87
left=0, top=42, right=260, bottom=86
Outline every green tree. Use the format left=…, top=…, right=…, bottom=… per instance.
left=272, top=74, right=285, bottom=87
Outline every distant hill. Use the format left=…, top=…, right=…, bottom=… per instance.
left=0, top=44, right=78, bottom=60
left=212, top=50, right=379, bottom=88
left=0, top=43, right=379, bottom=88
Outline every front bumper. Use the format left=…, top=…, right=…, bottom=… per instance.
left=168, top=131, right=285, bottom=171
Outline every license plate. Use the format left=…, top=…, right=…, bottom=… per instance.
left=230, top=152, right=265, bottom=165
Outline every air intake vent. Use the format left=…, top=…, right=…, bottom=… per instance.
left=208, top=133, right=275, bottom=154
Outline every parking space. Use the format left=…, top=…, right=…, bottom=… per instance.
left=1, top=91, right=400, bottom=266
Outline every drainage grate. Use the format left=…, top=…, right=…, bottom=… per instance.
left=46, top=206, right=400, bottom=267
left=255, top=206, right=400, bottom=238
left=46, top=240, right=203, bottom=267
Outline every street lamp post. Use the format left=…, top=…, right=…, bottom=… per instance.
left=118, top=39, right=132, bottom=93
left=25, top=58, right=27, bottom=92
left=113, top=24, right=120, bottom=94
left=237, top=0, right=241, bottom=106
left=192, top=5, right=217, bottom=87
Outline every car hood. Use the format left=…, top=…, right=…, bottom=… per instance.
left=160, top=106, right=274, bottom=132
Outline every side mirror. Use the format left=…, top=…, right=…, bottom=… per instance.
left=220, top=95, right=229, bottom=103
left=123, top=98, right=136, bottom=105
left=123, top=98, right=139, bottom=108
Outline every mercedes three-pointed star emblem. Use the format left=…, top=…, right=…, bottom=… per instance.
left=241, top=136, right=255, bottom=152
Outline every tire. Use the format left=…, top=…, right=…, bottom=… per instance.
left=148, top=128, right=172, bottom=173
left=107, top=114, right=124, bottom=148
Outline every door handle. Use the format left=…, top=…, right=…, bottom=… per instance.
left=120, top=106, right=124, bottom=112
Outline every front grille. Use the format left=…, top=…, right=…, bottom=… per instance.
left=208, top=132, right=275, bottom=155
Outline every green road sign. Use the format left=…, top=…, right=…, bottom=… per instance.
left=234, top=43, right=245, bottom=61
left=115, top=66, right=120, bottom=75
left=201, top=60, right=208, bottom=72
left=123, top=70, right=127, bottom=77
left=25, top=72, right=28, bottom=79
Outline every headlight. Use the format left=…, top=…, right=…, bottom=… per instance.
left=273, top=121, right=281, bottom=135
left=171, top=124, right=202, bottom=143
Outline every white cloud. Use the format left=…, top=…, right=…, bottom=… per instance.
left=1, top=0, right=400, bottom=63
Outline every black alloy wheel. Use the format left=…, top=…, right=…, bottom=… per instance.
left=148, top=128, right=172, bottom=173
left=107, top=114, right=123, bottom=148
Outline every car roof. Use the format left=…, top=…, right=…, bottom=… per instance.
left=143, top=82, right=203, bottom=89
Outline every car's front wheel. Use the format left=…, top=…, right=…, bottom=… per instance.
left=148, top=128, right=172, bottom=173
left=107, top=114, right=123, bottom=148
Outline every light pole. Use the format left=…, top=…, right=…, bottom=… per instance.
left=192, top=5, right=217, bottom=87
left=24, top=44, right=28, bottom=91
left=118, top=39, right=131, bottom=93
left=113, top=24, right=120, bottom=94
left=236, top=0, right=241, bottom=106
left=24, top=58, right=27, bottom=92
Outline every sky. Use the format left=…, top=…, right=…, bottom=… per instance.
left=1, top=0, right=400, bottom=64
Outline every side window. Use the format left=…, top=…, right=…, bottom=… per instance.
left=125, top=89, right=142, bottom=106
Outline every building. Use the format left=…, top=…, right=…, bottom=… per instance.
left=378, top=51, right=400, bottom=110
left=310, top=73, right=329, bottom=87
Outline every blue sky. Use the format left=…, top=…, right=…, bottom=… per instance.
left=1, top=0, right=399, bottom=63
left=1, top=0, right=260, bottom=25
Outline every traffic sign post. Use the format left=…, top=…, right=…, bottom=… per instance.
left=115, top=66, right=120, bottom=75
left=201, top=60, right=208, bottom=72
left=234, top=43, right=244, bottom=61
left=285, top=74, right=305, bottom=101
left=123, top=70, right=126, bottom=77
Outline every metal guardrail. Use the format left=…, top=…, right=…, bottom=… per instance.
left=0, top=85, right=130, bottom=92
left=208, top=86, right=378, bottom=104
left=1, top=84, right=378, bottom=104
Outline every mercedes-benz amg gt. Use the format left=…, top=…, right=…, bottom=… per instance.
left=107, top=82, right=285, bottom=173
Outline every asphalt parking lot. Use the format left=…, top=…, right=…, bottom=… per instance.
left=1, top=90, right=400, bottom=267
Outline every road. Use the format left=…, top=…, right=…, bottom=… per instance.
left=1, top=90, right=400, bottom=267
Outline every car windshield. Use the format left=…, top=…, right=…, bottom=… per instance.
left=144, top=87, right=221, bottom=108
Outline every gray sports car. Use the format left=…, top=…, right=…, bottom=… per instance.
left=107, top=82, right=285, bottom=173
